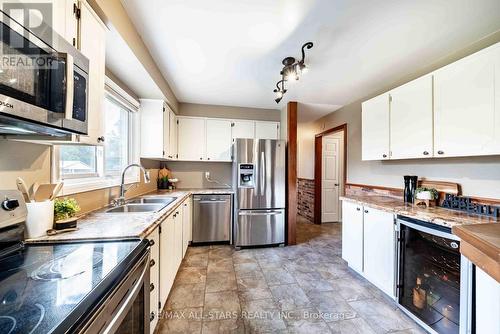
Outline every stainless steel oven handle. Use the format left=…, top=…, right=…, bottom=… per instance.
left=198, top=200, right=228, bottom=204
left=102, top=260, right=148, bottom=334
left=64, top=53, right=74, bottom=121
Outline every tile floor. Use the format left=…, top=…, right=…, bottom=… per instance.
left=155, top=217, right=425, bottom=334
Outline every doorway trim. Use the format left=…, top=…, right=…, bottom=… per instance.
left=314, top=123, right=348, bottom=225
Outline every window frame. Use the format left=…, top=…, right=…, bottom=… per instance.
left=52, top=77, right=141, bottom=196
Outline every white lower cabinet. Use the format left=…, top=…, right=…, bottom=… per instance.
left=341, top=200, right=396, bottom=299
left=182, top=197, right=192, bottom=256
left=341, top=201, right=364, bottom=274
left=475, top=267, right=500, bottom=334
left=151, top=197, right=192, bottom=333
left=173, top=208, right=183, bottom=270
left=362, top=207, right=396, bottom=299
left=148, top=227, right=160, bottom=334
left=159, top=214, right=175, bottom=310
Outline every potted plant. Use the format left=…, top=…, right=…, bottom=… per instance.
left=53, top=197, right=81, bottom=229
left=414, top=187, right=439, bottom=207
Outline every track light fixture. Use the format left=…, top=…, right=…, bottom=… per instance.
left=273, top=42, right=313, bottom=103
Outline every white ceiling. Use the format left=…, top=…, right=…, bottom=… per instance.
left=121, top=0, right=500, bottom=110
left=298, top=103, right=341, bottom=123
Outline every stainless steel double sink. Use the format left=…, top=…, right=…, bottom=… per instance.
left=106, top=196, right=177, bottom=213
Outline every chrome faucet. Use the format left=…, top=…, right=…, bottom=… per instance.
left=113, top=163, right=151, bottom=206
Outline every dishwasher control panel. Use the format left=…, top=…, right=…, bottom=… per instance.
left=238, top=163, right=255, bottom=188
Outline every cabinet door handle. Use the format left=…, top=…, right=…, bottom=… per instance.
left=150, top=259, right=155, bottom=267
left=356, top=207, right=361, bottom=211
left=150, top=283, right=155, bottom=292
left=150, top=312, right=155, bottom=322
left=200, top=157, right=203, bottom=160
left=364, top=210, right=369, bottom=213
left=149, top=239, right=155, bottom=246
left=207, top=157, right=210, bottom=160
left=423, top=151, right=429, bottom=156
left=97, top=136, right=105, bottom=143
left=437, top=150, right=444, bottom=155
left=382, top=154, right=387, bottom=158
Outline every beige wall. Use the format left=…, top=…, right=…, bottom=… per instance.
left=309, top=32, right=500, bottom=199
left=179, top=103, right=280, bottom=121
left=93, top=0, right=179, bottom=112
left=297, top=122, right=319, bottom=179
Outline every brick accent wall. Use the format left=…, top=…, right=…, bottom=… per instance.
left=297, top=178, right=315, bottom=222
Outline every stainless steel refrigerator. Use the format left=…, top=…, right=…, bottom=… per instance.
left=232, top=138, right=286, bottom=247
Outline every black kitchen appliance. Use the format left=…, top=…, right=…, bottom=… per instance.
left=0, top=190, right=150, bottom=333
left=0, top=9, right=89, bottom=137
left=396, top=216, right=474, bottom=334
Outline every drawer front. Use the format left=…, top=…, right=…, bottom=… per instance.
left=235, top=209, right=285, bottom=246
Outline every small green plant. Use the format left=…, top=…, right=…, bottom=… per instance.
left=415, top=187, right=439, bottom=200
left=54, top=198, right=81, bottom=221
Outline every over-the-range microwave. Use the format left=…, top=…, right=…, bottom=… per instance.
left=0, top=9, right=89, bottom=138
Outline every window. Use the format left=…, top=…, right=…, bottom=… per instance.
left=103, top=97, right=129, bottom=176
left=53, top=78, right=140, bottom=195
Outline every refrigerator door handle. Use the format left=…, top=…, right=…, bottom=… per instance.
left=260, top=151, right=265, bottom=196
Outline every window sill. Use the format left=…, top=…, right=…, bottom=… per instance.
left=59, top=176, right=140, bottom=196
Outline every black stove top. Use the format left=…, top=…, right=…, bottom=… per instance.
left=0, top=240, right=146, bottom=334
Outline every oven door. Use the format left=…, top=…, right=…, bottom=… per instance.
left=81, top=251, right=150, bottom=334
left=0, top=10, right=88, bottom=135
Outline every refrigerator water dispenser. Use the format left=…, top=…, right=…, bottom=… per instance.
left=238, top=163, right=255, bottom=188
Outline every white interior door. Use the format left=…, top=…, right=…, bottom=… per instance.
left=322, top=134, right=342, bottom=222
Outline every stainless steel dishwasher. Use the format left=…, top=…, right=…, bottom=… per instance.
left=192, top=194, right=232, bottom=243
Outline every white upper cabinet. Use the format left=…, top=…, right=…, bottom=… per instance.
left=255, top=121, right=280, bottom=139
left=434, top=44, right=498, bottom=157
left=232, top=120, right=255, bottom=140
left=206, top=119, right=232, bottom=161
left=361, top=41, right=500, bottom=160
left=177, top=117, right=206, bottom=161
left=74, top=1, right=106, bottom=145
left=52, top=0, right=78, bottom=45
left=166, top=106, right=177, bottom=159
left=390, top=75, right=433, bottom=159
left=362, top=93, right=390, bottom=160
left=140, top=99, right=167, bottom=159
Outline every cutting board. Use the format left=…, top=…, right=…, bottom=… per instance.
left=418, top=179, right=460, bottom=204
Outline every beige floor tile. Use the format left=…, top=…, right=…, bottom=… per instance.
left=166, top=283, right=206, bottom=310
left=205, top=271, right=237, bottom=293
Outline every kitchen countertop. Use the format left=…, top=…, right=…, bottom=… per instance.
left=452, top=224, right=500, bottom=283
left=26, top=188, right=233, bottom=244
left=340, top=194, right=500, bottom=228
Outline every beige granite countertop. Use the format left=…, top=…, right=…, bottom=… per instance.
left=340, top=194, right=500, bottom=229
left=26, top=188, right=233, bottom=244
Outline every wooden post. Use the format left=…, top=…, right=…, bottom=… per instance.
left=286, top=101, right=297, bottom=245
